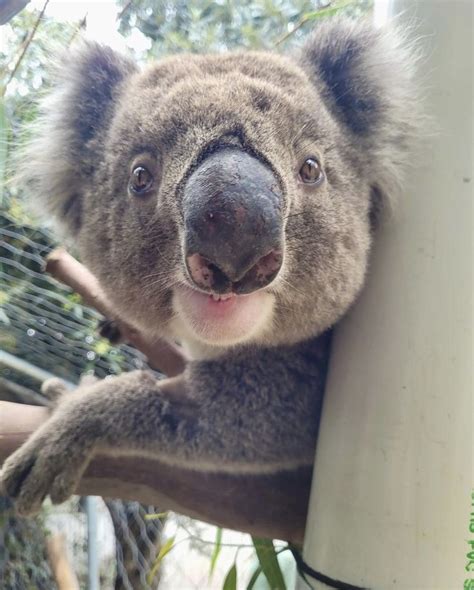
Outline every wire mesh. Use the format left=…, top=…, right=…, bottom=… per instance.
left=0, top=210, right=147, bottom=384
left=0, top=210, right=166, bottom=589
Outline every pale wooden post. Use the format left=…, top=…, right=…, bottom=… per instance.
left=301, top=1, right=473, bottom=587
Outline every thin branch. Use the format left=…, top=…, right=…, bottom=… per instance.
left=45, top=248, right=188, bottom=377
left=66, top=14, right=88, bottom=47
left=274, top=1, right=353, bottom=47
left=117, top=0, right=133, bottom=22
left=275, top=15, right=314, bottom=47
left=4, top=0, right=50, bottom=94
left=46, top=533, right=80, bottom=590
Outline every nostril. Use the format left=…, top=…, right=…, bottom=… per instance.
left=186, top=249, right=283, bottom=294
left=254, top=250, right=283, bottom=282
left=186, top=253, right=230, bottom=292
left=186, top=253, right=214, bottom=289
left=234, top=249, right=283, bottom=294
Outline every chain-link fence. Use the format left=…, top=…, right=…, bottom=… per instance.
left=0, top=212, right=147, bottom=384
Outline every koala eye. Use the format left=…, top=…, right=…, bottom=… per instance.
left=129, top=165, right=154, bottom=195
left=299, top=157, right=324, bottom=185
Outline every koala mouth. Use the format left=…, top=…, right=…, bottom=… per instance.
left=210, top=292, right=235, bottom=302
left=173, top=285, right=274, bottom=347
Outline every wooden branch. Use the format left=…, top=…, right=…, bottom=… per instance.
left=4, top=0, right=50, bottom=91
left=0, top=401, right=310, bottom=543
left=0, top=376, right=49, bottom=406
left=45, top=248, right=187, bottom=377
left=46, top=533, right=80, bottom=590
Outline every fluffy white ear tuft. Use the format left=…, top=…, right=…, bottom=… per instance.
left=16, top=42, right=137, bottom=233
left=299, top=18, right=426, bottom=210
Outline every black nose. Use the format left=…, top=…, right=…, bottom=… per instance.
left=183, top=148, right=283, bottom=294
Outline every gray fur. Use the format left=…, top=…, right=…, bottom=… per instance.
left=2, top=18, right=422, bottom=516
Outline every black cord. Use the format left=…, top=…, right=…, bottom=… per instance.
left=289, top=545, right=370, bottom=590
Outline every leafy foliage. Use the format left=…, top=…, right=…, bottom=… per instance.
left=251, top=537, right=286, bottom=590
left=117, top=0, right=373, bottom=57
left=209, top=526, right=223, bottom=578
left=0, top=498, right=56, bottom=590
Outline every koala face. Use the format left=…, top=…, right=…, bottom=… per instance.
left=78, top=52, right=371, bottom=350
left=24, top=20, right=419, bottom=353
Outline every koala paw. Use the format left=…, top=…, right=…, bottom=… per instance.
left=1, top=422, right=93, bottom=516
left=41, top=377, right=70, bottom=402
left=41, top=374, right=98, bottom=404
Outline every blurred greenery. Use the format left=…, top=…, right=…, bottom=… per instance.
left=0, top=497, right=56, bottom=589
left=117, top=0, right=372, bottom=56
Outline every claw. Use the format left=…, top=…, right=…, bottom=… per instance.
left=1, top=453, right=36, bottom=498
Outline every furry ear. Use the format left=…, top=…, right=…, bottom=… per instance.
left=298, top=18, right=423, bottom=208
left=18, top=42, right=137, bottom=233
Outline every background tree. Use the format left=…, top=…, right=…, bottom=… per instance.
left=117, top=0, right=372, bottom=56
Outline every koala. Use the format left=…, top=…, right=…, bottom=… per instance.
left=1, top=18, right=420, bottom=517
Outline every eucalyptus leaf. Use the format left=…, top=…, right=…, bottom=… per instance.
left=147, top=535, right=175, bottom=584
left=209, top=526, right=223, bottom=578
left=246, top=565, right=263, bottom=590
left=251, top=537, right=286, bottom=590
left=223, top=563, right=237, bottom=590
left=304, top=0, right=356, bottom=21
left=144, top=511, right=168, bottom=520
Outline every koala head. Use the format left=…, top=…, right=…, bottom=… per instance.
left=22, top=19, right=420, bottom=353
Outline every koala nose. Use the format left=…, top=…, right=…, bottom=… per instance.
left=183, top=148, right=283, bottom=294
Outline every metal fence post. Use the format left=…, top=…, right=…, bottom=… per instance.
left=86, top=496, right=100, bottom=590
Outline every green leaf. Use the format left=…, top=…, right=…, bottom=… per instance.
left=303, top=0, right=356, bottom=21
left=246, top=565, right=263, bottom=590
left=251, top=538, right=286, bottom=590
left=222, top=563, right=237, bottom=590
left=147, top=535, right=175, bottom=584
left=144, top=511, right=168, bottom=520
left=209, top=527, right=223, bottom=578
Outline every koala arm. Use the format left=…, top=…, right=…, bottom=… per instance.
left=1, top=335, right=329, bottom=517
left=0, top=401, right=312, bottom=542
